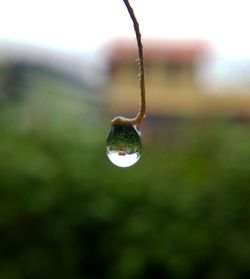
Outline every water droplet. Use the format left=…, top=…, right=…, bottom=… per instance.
left=106, top=124, right=142, bottom=167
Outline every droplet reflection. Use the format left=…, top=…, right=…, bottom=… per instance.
left=106, top=124, right=142, bottom=167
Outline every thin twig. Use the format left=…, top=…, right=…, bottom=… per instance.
left=111, top=0, right=146, bottom=125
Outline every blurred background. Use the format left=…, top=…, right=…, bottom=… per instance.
left=0, top=0, right=250, bottom=278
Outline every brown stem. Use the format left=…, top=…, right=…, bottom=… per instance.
left=111, top=0, right=146, bottom=126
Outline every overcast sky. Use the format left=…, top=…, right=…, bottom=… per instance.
left=0, top=0, right=250, bottom=59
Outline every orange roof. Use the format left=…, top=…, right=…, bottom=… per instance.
left=107, top=38, right=211, bottom=64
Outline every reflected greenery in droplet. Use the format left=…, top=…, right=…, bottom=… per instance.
left=106, top=124, right=142, bottom=167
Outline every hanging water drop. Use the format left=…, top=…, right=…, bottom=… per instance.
left=106, top=124, right=142, bottom=167
left=105, top=0, right=146, bottom=168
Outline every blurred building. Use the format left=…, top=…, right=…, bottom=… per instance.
left=105, top=39, right=250, bottom=118
left=0, top=41, right=103, bottom=104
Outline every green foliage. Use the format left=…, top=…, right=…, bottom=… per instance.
left=0, top=71, right=250, bottom=278
left=106, top=124, right=141, bottom=153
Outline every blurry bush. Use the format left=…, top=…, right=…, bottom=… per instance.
left=0, top=64, right=250, bottom=279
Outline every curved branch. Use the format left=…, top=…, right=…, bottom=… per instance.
left=111, top=0, right=146, bottom=126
